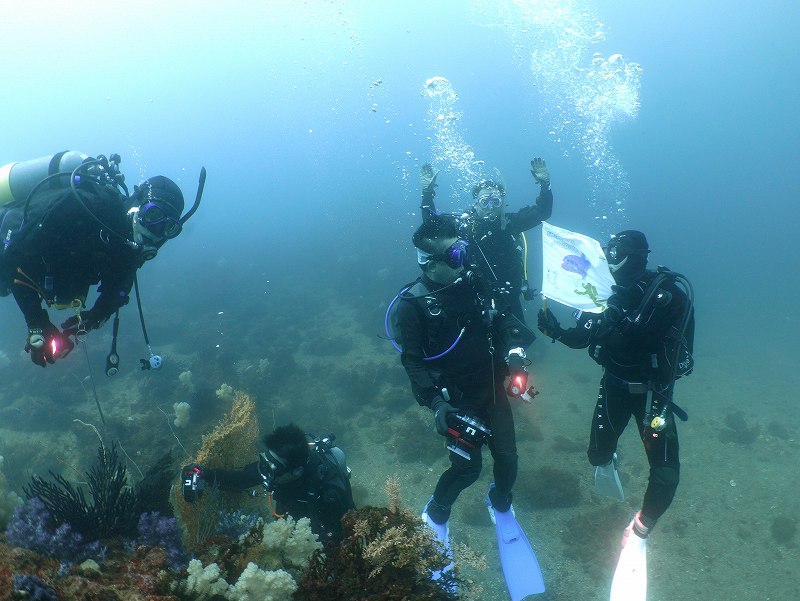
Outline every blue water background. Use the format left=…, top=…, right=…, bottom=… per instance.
left=0, top=2, right=798, bottom=599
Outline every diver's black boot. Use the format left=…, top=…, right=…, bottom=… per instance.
left=488, top=483, right=513, bottom=513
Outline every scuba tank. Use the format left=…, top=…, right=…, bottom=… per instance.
left=0, top=151, right=89, bottom=207
left=311, top=434, right=352, bottom=481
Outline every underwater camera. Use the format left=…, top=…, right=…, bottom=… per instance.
left=446, top=413, right=492, bottom=460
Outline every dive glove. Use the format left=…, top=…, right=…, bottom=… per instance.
left=61, top=310, right=104, bottom=337
left=420, top=163, right=438, bottom=191
left=26, top=322, right=74, bottom=367
left=181, top=464, right=206, bottom=503
left=537, top=308, right=563, bottom=341
left=530, top=157, right=550, bottom=188
left=430, top=396, right=457, bottom=436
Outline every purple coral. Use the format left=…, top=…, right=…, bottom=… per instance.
left=12, top=574, right=58, bottom=601
left=136, top=511, right=185, bottom=570
left=5, top=497, right=102, bottom=563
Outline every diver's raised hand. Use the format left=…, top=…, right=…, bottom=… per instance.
left=420, top=163, right=438, bottom=191
left=530, top=157, right=550, bottom=188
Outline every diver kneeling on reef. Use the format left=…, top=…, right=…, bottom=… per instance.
left=0, top=150, right=205, bottom=370
left=182, top=423, right=355, bottom=543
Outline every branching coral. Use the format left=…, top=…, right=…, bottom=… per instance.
left=195, top=391, right=260, bottom=468
left=24, top=442, right=138, bottom=540
left=14, top=442, right=177, bottom=560
left=385, top=475, right=401, bottom=513
left=294, top=475, right=458, bottom=601
left=173, top=390, right=260, bottom=550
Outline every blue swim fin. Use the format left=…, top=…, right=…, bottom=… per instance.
left=487, top=487, right=546, bottom=599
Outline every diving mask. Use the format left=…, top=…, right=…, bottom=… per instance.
left=259, top=449, right=304, bottom=487
left=138, top=200, right=182, bottom=239
left=476, top=192, right=504, bottom=210
left=417, top=239, right=469, bottom=269
left=473, top=188, right=505, bottom=220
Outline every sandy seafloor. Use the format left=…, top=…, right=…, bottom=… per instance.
left=0, top=272, right=797, bottom=601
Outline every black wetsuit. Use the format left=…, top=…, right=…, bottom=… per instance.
left=396, top=274, right=534, bottom=522
left=556, top=270, right=694, bottom=525
left=205, top=451, right=354, bottom=543
left=0, top=176, right=141, bottom=331
left=421, top=184, right=553, bottom=322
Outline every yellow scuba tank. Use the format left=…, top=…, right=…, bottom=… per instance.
left=0, top=151, right=89, bottom=207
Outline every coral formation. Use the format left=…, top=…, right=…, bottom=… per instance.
left=196, top=391, right=259, bottom=467
left=5, top=497, right=102, bottom=563
left=226, top=561, right=297, bottom=601
left=11, top=574, right=57, bottom=601
left=294, top=475, right=458, bottom=601
left=8, top=442, right=178, bottom=567
left=173, top=390, right=260, bottom=550
left=183, top=559, right=231, bottom=598
left=215, top=383, right=234, bottom=402
left=179, top=370, right=195, bottom=389
left=173, top=401, right=191, bottom=428
left=246, top=516, right=322, bottom=574
left=24, top=443, right=138, bottom=540
left=295, top=504, right=457, bottom=600
left=24, top=443, right=172, bottom=541
left=180, top=559, right=297, bottom=601
left=136, top=511, right=186, bottom=569
left=216, top=508, right=262, bottom=541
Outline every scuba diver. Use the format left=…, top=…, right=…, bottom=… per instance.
left=537, top=230, right=695, bottom=598
left=181, top=423, right=354, bottom=543
left=419, top=157, right=553, bottom=323
left=0, top=151, right=204, bottom=369
left=392, top=214, right=545, bottom=597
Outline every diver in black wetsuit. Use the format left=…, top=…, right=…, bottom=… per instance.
left=0, top=151, right=202, bottom=368
left=418, top=158, right=553, bottom=322
left=181, top=423, right=354, bottom=543
left=394, top=214, right=536, bottom=527
left=537, top=230, right=695, bottom=541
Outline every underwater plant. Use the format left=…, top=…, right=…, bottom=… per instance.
left=19, top=442, right=177, bottom=544
left=173, top=390, right=261, bottom=550
left=23, top=442, right=139, bottom=540
left=294, top=477, right=458, bottom=601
